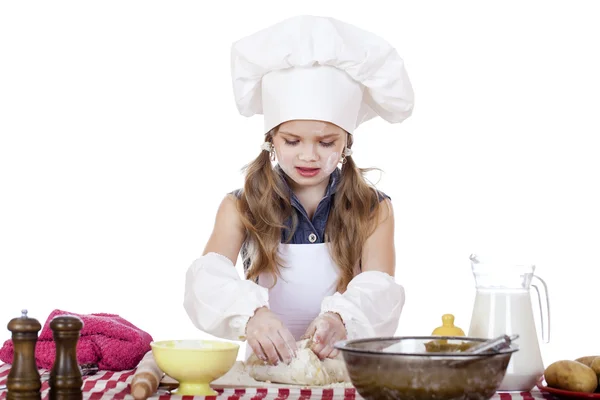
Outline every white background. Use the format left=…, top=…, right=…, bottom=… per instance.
left=1, top=0, right=599, bottom=366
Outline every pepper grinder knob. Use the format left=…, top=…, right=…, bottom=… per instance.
left=6, top=308, right=42, bottom=400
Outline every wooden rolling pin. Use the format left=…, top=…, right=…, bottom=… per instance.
left=130, top=351, right=164, bottom=400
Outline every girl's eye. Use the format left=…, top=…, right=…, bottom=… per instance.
left=320, top=141, right=335, bottom=147
left=284, top=139, right=299, bottom=146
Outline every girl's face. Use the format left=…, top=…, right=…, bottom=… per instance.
left=272, top=120, right=346, bottom=187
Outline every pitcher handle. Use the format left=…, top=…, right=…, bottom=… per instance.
left=531, top=274, right=550, bottom=343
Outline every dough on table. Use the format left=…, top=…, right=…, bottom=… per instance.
left=245, top=339, right=350, bottom=386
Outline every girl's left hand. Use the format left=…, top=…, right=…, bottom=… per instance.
left=302, top=312, right=347, bottom=360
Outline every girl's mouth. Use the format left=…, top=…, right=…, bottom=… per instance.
left=295, top=167, right=321, bottom=177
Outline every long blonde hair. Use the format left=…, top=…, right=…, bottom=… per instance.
left=236, top=127, right=383, bottom=293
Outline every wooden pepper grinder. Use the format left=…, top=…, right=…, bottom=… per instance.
left=48, top=315, right=83, bottom=400
left=6, top=309, right=42, bottom=400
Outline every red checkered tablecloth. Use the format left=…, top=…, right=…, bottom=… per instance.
left=0, top=363, right=557, bottom=399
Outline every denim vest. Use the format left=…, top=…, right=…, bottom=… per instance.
left=231, top=165, right=390, bottom=270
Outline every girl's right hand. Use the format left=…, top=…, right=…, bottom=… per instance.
left=246, top=307, right=297, bottom=365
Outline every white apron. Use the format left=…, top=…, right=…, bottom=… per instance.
left=245, top=242, right=340, bottom=358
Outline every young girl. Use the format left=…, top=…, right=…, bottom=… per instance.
left=184, top=15, right=414, bottom=366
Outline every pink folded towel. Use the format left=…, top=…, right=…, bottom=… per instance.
left=0, top=309, right=153, bottom=371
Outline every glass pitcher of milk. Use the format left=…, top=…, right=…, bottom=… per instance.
left=467, top=253, right=550, bottom=392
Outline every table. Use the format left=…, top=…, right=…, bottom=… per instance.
left=0, top=363, right=558, bottom=399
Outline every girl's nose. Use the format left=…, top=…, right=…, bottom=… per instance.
left=298, top=145, right=318, bottom=161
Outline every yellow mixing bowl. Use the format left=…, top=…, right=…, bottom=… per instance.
left=150, top=339, right=240, bottom=396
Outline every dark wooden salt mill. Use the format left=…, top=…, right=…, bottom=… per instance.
left=48, top=315, right=83, bottom=400
left=6, top=309, right=42, bottom=400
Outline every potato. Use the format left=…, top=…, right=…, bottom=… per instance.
left=545, top=360, right=598, bottom=393
left=575, top=356, right=600, bottom=367
left=577, top=357, right=600, bottom=393
left=590, top=358, right=600, bottom=376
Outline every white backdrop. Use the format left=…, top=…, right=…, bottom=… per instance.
left=1, top=1, right=599, bottom=366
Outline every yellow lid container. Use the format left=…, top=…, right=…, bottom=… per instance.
left=432, top=314, right=465, bottom=337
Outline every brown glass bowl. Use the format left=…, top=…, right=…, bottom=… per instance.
left=334, top=336, right=518, bottom=400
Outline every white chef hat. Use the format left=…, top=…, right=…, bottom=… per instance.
left=231, top=15, right=414, bottom=134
